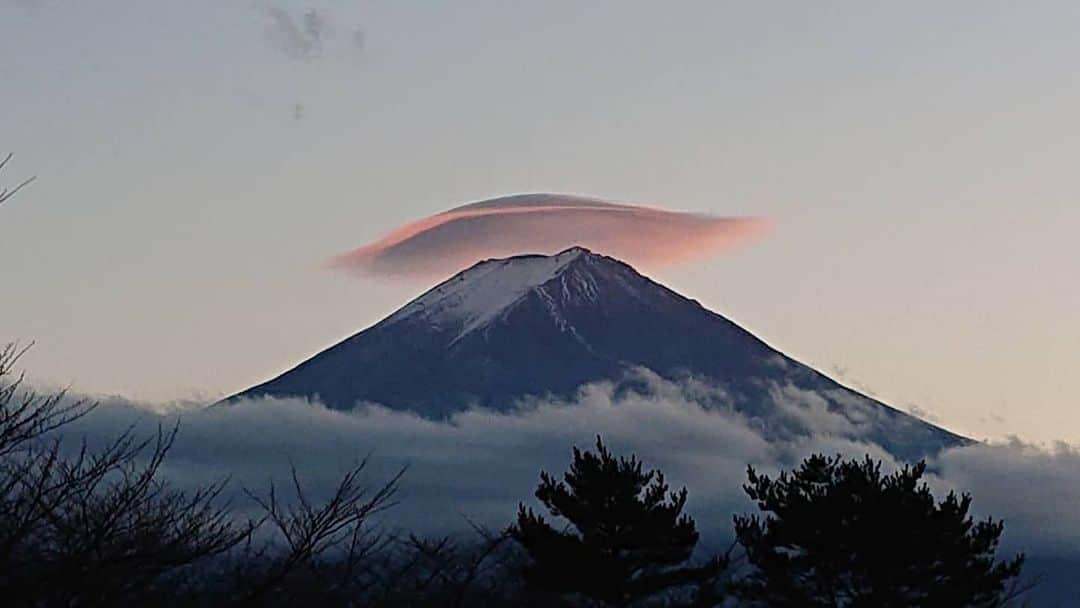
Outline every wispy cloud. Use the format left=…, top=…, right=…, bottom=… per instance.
left=262, top=6, right=330, bottom=61
left=260, top=4, right=364, bottom=62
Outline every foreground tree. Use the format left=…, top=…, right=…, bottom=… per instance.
left=0, top=344, right=403, bottom=607
left=0, top=344, right=252, bottom=605
left=734, top=454, right=1026, bottom=607
left=509, top=437, right=726, bottom=607
left=228, top=461, right=403, bottom=606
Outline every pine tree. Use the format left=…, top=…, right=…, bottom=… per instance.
left=509, top=437, right=726, bottom=607
left=734, top=454, right=1026, bottom=607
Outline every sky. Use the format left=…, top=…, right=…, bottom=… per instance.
left=1, top=1, right=1078, bottom=443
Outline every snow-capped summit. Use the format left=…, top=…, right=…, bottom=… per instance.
left=383, top=247, right=596, bottom=343
left=228, top=247, right=967, bottom=459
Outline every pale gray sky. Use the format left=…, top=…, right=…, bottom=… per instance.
left=2, top=1, right=1077, bottom=442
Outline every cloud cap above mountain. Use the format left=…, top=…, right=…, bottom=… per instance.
left=328, top=193, right=770, bottom=279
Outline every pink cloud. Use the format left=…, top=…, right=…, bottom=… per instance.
left=328, top=193, right=770, bottom=279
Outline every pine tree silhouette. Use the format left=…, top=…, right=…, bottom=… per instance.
left=734, top=454, right=1026, bottom=607
left=509, top=436, right=726, bottom=607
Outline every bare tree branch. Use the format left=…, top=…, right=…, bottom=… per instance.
left=0, top=343, right=97, bottom=457
left=237, top=460, right=405, bottom=605
left=0, top=153, right=35, bottom=206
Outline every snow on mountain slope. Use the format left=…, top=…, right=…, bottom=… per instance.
left=383, top=247, right=589, bottom=342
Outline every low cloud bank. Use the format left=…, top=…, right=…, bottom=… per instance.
left=329, top=194, right=769, bottom=280
left=52, top=375, right=1078, bottom=563
left=932, top=440, right=1080, bottom=554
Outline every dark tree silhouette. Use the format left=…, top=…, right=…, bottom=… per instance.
left=734, top=454, right=1026, bottom=608
left=231, top=460, right=403, bottom=606
left=359, top=526, right=523, bottom=607
left=0, top=344, right=405, bottom=607
left=509, top=436, right=726, bottom=607
left=0, top=344, right=251, bottom=605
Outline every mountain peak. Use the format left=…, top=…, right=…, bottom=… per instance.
left=382, top=246, right=608, bottom=342
left=230, top=249, right=968, bottom=459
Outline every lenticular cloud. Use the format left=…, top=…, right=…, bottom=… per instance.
left=329, top=193, right=769, bottom=279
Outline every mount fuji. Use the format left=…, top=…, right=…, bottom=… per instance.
left=229, top=247, right=967, bottom=459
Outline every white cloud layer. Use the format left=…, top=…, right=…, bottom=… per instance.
left=45, top=375, right=1077, bottom=562
left=33, top=373, right=1080, bottom=601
